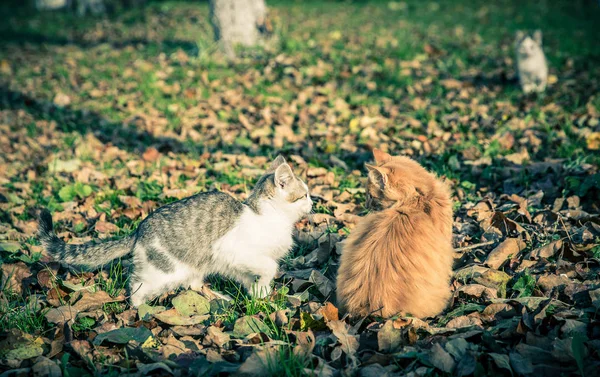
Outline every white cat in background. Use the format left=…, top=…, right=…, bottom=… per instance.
left=515, top=30, right=548, bottom=94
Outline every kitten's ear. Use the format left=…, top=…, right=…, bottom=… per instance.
left=274, top=163, right=294, bottom=189
left=533, top=30, right=542, bottom=45
left=515, top=30, right=525, bottom=43
left=373, top=149, right=392, bottom=164
left=268, top=155, right=287, bottom=172
left=366, top=164, right=388, bottom=187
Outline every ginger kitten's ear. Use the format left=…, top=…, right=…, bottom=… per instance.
left=372, top=149, right=392, bottom=164
left=274, top=163, right=294, bottom=189
left=366, top=164, right=388, bottom=187
left=533, top=30, right=542, bottom=45
left=268, top=155, right=287, bottom=172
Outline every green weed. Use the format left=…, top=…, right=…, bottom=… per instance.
left=0, top=290, right=47, bottom=333
left=512, top=270, right=536, bottom=298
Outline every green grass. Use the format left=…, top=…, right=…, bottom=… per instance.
left=264, top=345, right=314, bottom=377
left=0, top=291, right=47, bottom=333
left=96, top=260, right=129, bottom=313
left=135, top=181, right=164, bottom=201
left=208, top=275, right=290, bottom=338
left=511, top=269, right=537, bottom=298
left=72, top=316, right=96, bottom=333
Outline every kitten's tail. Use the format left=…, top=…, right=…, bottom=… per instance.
left=38, top=209, right=134, bottom=268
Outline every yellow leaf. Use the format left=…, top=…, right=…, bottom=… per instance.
left=586, top=132, right=600, bottom=150
left=142, top=336, right=159, bottom=349
left=1, top=60, right=12, bottom=75
left=329, top=31, right=342, bottom=41
left=349, top=118, right=360, bottom=133
left=300, top=312, right=326, bottom=331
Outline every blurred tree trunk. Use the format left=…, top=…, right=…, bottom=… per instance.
left=35, top=0, right=106, bottom=15
left=209, top=0, right=268, bottom=58
left=35, top=0, right=68, bottom=11
left=76, top=0, right=106, bottom=16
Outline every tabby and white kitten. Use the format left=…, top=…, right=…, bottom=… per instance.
left=515, top=30, right=548, bottom=94
left=38, top=156, right=312, bottom=307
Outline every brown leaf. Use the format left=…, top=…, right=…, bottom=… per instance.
left=528, top=240, right=563, bottom=260
left=320, top=302, right=339, bottom=322
left=142, top=147, right=160, bottom=162
left=486, top=211, right=529, bottom=239
left=1, top=262, right=32, bottom=295
left=481, top=303, right=517, bottom=320
left=537, top=274, right=570, bottom=294
left=94, top=221, right=119, bottom=234
left=162, top=188, right=195, bottom=200
left=309, top=213, right=336, bottom=225
left=307, top=167, right=328, bottom=177
left=161, top=335, right=189, bottom=359
left=337, top=213, right=361, bottom=225
left=36, top=270, right=54, bottom=289
left=377, top=319, right=403, bottom=353
left=456, top=284, right=498, bottom=301
left=69, top=340, right=92, bottom=362
left=118, top=195, right=142, bottom=208
left=424, top=43, right=444, bottom=56
left=47, top=329, right=64, bottom=359
left=236, top=347, right=274, bottom=376
left=440, top=79, right=463, bottom=89
left=32, top=356, right=62, bottom=377
left=429, top=343, right=455, bottom=373
left=308, top=270, right=335, bottom=298
left=202, top=326, right=230, bottom=348
left=45, top=291, right=113, bottom=324
left=327, top=320, right=359, bottom=357
left=53, top=93, right=71, bottom=107
left=446, top=316, right=483, bottom=329
left=485, top=238, right=527, bottom=269
left=46, top=287, right=68, bottom=307
left=73, top=290, right=114, bottom=311
left=291, top=330, right=316, bottom=358
left=265, top=309, right=288, bottom=328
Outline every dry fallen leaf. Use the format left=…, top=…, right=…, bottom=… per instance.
left=95, top=221, right=119, bottom=234
left=0, top=262, right=32, bottom=295
left=485, top=237, right=527, bottom=269
left=586, top=132, right=600, bottom=150
left=142, top=147, right=161, bottom=162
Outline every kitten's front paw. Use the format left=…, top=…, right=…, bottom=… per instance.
left=130, top=294, right=146, bottom=308
left=522, top=83, right=537, bottom=94
left=189, top=281, right=204, bottom=292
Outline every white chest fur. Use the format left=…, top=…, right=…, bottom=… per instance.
left=518, top=53, right=546, bottom=73
left=215, top=203, right=295, bottom=263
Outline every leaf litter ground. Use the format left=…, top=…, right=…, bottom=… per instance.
left=0, top=1, right=600, bottom=376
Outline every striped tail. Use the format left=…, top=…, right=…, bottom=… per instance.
left=37, top=209, right=134, bottom=268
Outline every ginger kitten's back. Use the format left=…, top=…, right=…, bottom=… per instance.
left=336, top=150, right=454, bottom=318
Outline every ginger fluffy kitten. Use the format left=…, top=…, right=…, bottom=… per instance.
left=336, top=150, right=454, bottom=318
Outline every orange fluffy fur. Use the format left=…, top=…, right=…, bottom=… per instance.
left=336, top=149, right=454, bottom=318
